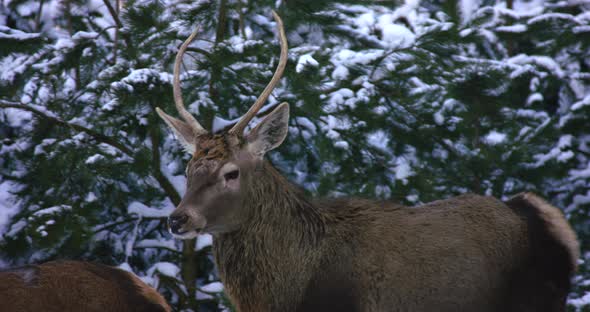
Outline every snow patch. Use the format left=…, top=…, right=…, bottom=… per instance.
left=136, top=239, right=177, bottom=251
left=201, top=282, right=224, bottom=293
left=379, top=23, right=415, bottom=49
left=148, top=262, right=180, bottom=278
left=196, top=234, right=213, bottom=251
left=0, top=181, right=23, bottom=236
left=32, top=205, right=72, bottom=218
left=495, top=24, right=527, bottom=33
left=127, top=202, right=172, bottom=218
left=367, top=130, right=390, bottom=152
left=85, top=154, right=105, bottom=164
left=483, top=130, right=507, bottom=145
left=296, top=53, right=319, bottom=73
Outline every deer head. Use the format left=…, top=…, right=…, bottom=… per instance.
left=156, top=11, right=289, bottom=239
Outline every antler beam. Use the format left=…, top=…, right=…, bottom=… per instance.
left=156, top=27, right=207, bottom=135
left=228, top=10, right=288, bottom=135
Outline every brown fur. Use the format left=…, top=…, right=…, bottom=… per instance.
left=211, top=163, right=578, bottom=312
left=0, top=261, right=170, bottom=312
left=158, top=81, right=577, bottom=311
left=156, top=14, right=576, bottom=310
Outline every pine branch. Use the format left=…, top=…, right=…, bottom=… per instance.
left=101, top=0, right=123, bottom=28
left=148, top=116, right=181, bottom=206
left=112, top=0, right=120, bottom=64
left=101, top=0, right=134, bottom=61
left=208, top=0, right=229, bottom=110
left=148, top=102, right=196, bottom=310
left=0, top=99, right=187, bottom=218
left=35, top=0, right=45, bottom=32
left=186, top=47, right=211, bottom=59
left=181, top=239, right=198, bottom=310
left=0, top=100, right=133, bottom=156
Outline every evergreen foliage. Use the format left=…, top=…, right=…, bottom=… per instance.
left=1, top=0, right=589, bottom=310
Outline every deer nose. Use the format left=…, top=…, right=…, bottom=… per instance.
left=168, top=214, right=189, bottom=234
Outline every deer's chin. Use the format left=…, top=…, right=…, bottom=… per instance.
left=172, top=230, right=200, bottom=240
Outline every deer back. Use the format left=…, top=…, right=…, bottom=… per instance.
left=0, top=261, right=170, bottom=312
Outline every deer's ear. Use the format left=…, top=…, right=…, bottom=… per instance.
left=246, top=102, right=289, bottom=157
left=156, top=107, right=196, bottom=153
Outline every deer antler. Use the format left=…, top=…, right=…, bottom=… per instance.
left=173, top=27, right=206, bottom=134
left=228, top=10, right=288, bottom=135
left=157, top=27, right=207, bottom=135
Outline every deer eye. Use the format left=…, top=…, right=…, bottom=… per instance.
left=224, top=170, right=239, bottom=181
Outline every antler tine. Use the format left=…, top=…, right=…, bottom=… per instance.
left=173, top=26, right=207, bottom=134
left=229, top=10, right=288, bottom=135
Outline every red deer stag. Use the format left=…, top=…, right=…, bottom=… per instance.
left=156, top=11, right=579, bottom=312
left=0, top=260, right=170, bottom=312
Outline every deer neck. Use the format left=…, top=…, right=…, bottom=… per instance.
left=212, top=160, right=325, bottom=311
left=246, top=161, right=323, bottom=226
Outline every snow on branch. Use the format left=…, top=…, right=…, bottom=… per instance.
left=0, top=99, right=133, bottom=156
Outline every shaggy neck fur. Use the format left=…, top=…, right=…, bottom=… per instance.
left=213, top=161, right=326, bottom=311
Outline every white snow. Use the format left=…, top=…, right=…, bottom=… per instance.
left=212, top=116, right=235, bottom=133
left=0, top=25, right=41, bottom=38
left=570, top=162, right=590, bottom=180
left=125, top=219, right=140, bottom=260
left=85, top=154, right=105, bottom=164
left=459, top=0, right=481, bottom=23
left=433, top=111, right=444, bottom=125
left=296, top=53, right=319, bottom=73
left=0, top=181, right=23, bottom=237
left=136, top=239, right=177, bottom=251
left=495, top=24, right=527, bottom=33
left=367, top=130, right=390, bottom=152
left=508, top=54, right=565, bottom=78
left=332, top=65, right=349, bottom=80
left=54, top=38, right=74, bottom=50
left=201, top=281, right=224, bottom=293
left=568, top=190, right=590, bottom=212
left=117, top=262, right=134, bottom=273
left=571, top=95, right=590, bottom=111
left=531, top=135, right=574, bottom=167
left=334, top=141, right=350, bottom=150
left=526, top=93, right=543, bottom=105
left=148, top=262, right=180, bottom=278
left=379, top=23, right=415, bottom=49
left=127, top=201, right=172, bottom=218
left=160, top=152, right=187, bottom=197
left=528, top=13, right=575, bottom=25
left=295, top=117, right=317, bottom=135
left=6, top=220, right=27, bottom=238
left=33, top=138, right=57, bottom=155
left=569, top=292, right=590, bottom=308
left=85, top=192, right=97, bottom=202
left=325, top=88, right=356, bottom=112
left=32, top=205, right=72, bottom=217
left=121, top=68, right=172, bottom=85
left=573, top=25, right=590, bottom=34
left=394, top=158, right=413, bottom=182
left=196, top=234, right=213, bottom=251
left=406, top=194, right=419, bottom=202
left=72, top=31, right=98, bottom=40
left=483, top=130, right=507, bottom=145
